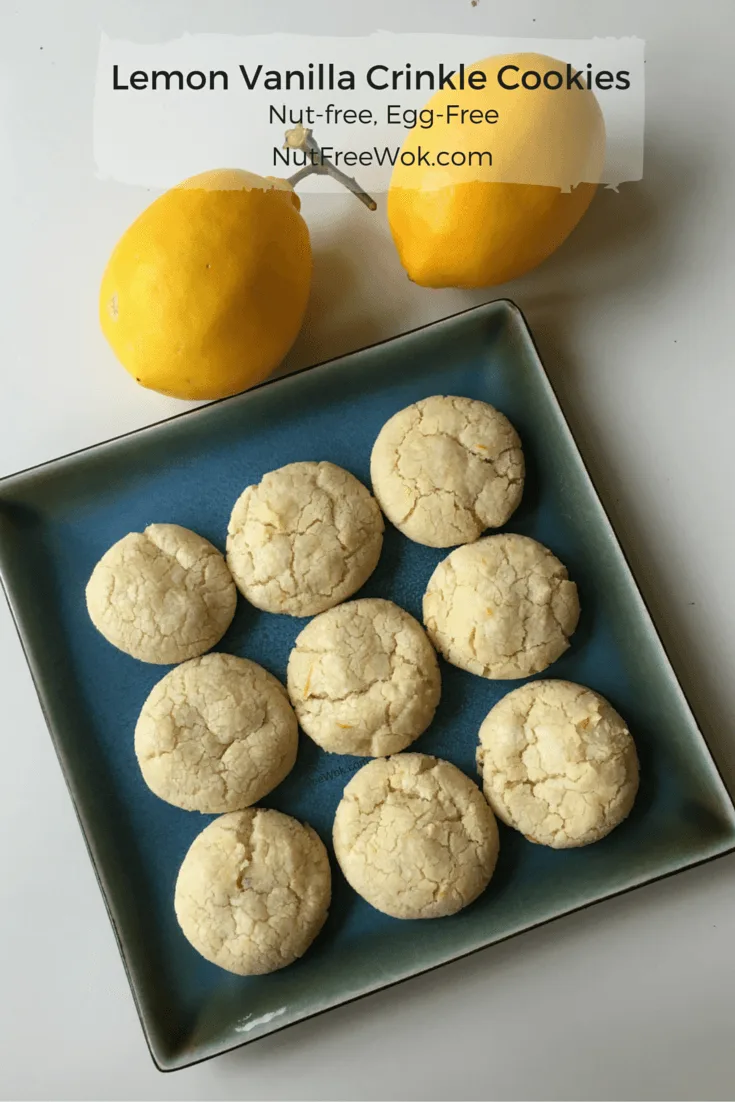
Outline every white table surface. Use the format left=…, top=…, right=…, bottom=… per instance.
left=2, top=1, right=735, bottom=1099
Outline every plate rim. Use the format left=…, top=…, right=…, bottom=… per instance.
left=1, top=297, right=734, bottom=1072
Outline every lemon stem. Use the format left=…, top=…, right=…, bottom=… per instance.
left=284, top=126, right=377, bottom=211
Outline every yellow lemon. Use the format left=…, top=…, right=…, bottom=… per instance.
left=100, top=169, right=312, bottom=400
left=387, top=53, right=605, bottom=288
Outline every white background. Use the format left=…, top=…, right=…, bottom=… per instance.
left=2, top=1, right=735, bottom=1100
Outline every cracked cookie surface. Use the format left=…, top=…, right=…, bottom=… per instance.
left=423, top=533, right=580, bottom=679
left=287, top=598, right=441, bottom=757
left=370, top=395, right=524, bottom=547
left=135, top=653, right=298, bottom=813
left=333, top=754, right=498, bottom=918
left=226, top=461, right=384, bottom=617
left=174, top=808, right=331, bottom=975
left=85, top=523, right=237, bottom=664
left=477, top=680, right=639, bottom=848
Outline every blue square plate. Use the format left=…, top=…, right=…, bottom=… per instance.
left=1, top=300, right=733, bottom=1071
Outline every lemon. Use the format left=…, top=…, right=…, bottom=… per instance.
left=100, top=169, right=312, bottom=400
left=387, top=53, right=605, bottom=288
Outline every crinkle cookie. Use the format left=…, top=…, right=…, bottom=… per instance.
left=333, top=754, right=499, bottom=919
left=226, top=461, right=384, bottom=617
left=477, top=680, right=639, bottom=848
left=370, top=395, right=524, bottom=547
left=135, top=653, right=298, bottom=813
left=287, top=598, right=440, bottom=757
left=85, top=523, right=237, bottom=664
left=175, top=809, right=331, bottom=975
left=423, top=533, right=580, bottom=680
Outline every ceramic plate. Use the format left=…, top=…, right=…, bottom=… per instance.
left=1, top=300, right=733, bottom=1071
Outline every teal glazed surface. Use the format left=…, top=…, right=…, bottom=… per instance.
left=1, top=300, right=734, bottom=1071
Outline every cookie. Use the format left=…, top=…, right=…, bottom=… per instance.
left=226, top=461, right=384, bottom=617
left=85, top=523, right=237, bottom=664
left=333, top=754, right=499, bottom=919
left=287, top=598, right=441, bottom=757
left=135, top=653, right=298, bottom=813
left=370, top=395, right=524, bottom=547
left=174, top=809, right=331, bottom=975
left=477, top=680, right=639, bottom=848
left=423, top=533, right=580, bottom=679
